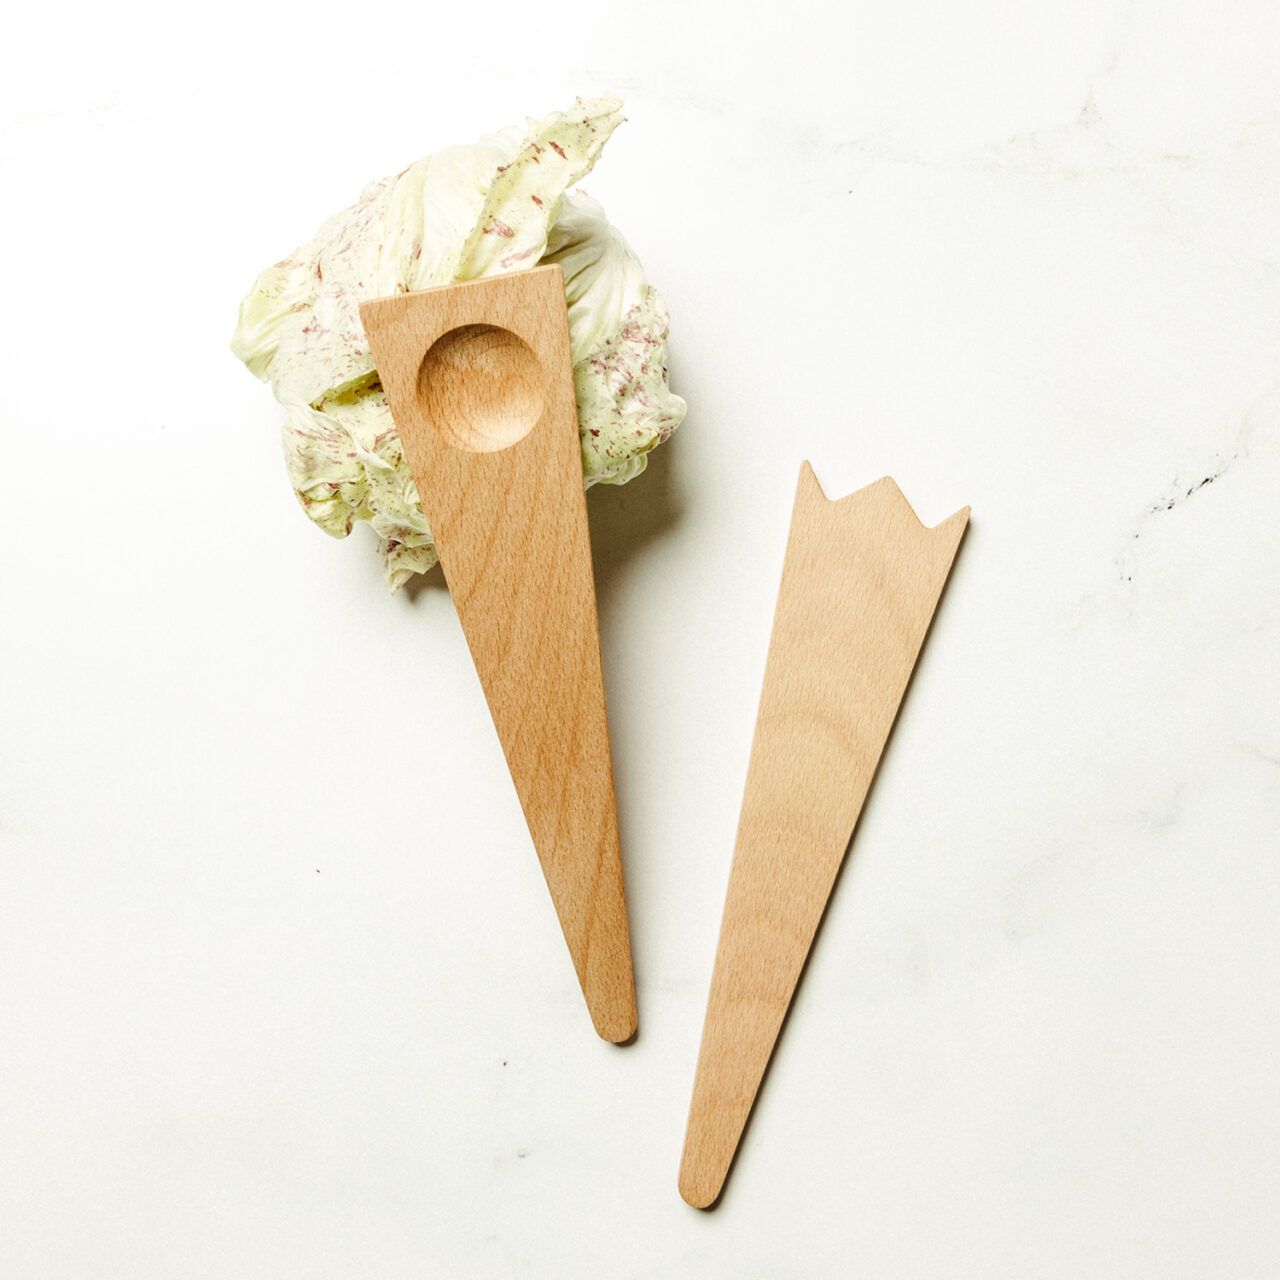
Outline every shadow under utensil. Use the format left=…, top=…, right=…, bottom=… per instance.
left=588, top=443, right=685, bottom=1027
left=588, top=444, right=685, bottom=614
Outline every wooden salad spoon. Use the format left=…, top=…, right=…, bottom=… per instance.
left=362, top=265, right=636, bottom=1043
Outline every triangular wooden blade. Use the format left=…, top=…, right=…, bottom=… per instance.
left=679, top=463, right=969, bottom=1206
left=361, top=265, right=636, bottom=1043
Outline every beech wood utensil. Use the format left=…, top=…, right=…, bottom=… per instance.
left=679, top=463, right=969, bottom=1206
left=361, top=265, right=636, bottom=1043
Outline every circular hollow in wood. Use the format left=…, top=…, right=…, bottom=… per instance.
left=417, top=324, right=544, bottom=453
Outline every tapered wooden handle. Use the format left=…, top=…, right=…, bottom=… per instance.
left=361, top=267, right=636, bottom=1043
left=679, top=463, right=968, bottom=1206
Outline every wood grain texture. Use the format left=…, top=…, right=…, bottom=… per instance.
left=678, top=463, right=969, bottom=1206
left=360, top=265, right=636, bottom=1043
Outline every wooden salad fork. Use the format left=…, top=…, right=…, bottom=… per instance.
left=679, top=463, right=968, bottom=1205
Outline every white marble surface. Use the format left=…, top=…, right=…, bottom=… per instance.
left=3, top=2, right=1279, bottom=1275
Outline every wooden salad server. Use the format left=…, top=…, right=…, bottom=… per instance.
left=360, top=265, right=636, bottom=1043
left=678, top=463, right=969, bottom=1206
